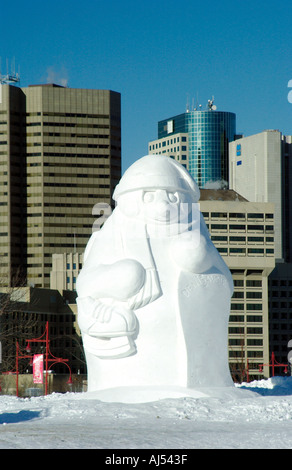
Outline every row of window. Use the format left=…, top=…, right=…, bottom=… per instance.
left=229, top=327, right=263, bottom=334
left=209, top=224, right=274, bottom=231
left=66, top=262, right=82, bottom=270
left=270, top=279, right=292, bottom=286
left=149, top=135, right=187, bottom=150
left=229, top=351, right=263, bottom=358
left=270, top=323, right=292, bottom=329
left=218, top=247, right=274, bottom=255
left=212, top=235, right=274, bottom=243
left=26, top=131, right=111, bottom=139
left=41, top=152, right=111, bottom=159
left=150, top=145, right=187, bottom=153
left=270, top=302, right=292, bottom=309
left=233, top=279, right=262, bottom=287
left=270, top=291, right=292, bottom=297
left=230, top=315, right=263, bottom=322
left=229, top=338, right=263, bottom=346
left=203, top=212, right=273, bottom=220
left=233, top=291, right=262, bottom=299
left=27, top=142, right=111, bottom=149
left=43, top=122, right=111, bottom=129
left=42, top=112, right=110, bottom=119
left=231, top=304, right=263, bottom=311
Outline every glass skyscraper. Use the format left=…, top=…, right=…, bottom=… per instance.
left=152, top=108, right=236, bottom=188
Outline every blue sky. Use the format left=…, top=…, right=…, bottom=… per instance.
left=1, top=0, right=292, bottom=173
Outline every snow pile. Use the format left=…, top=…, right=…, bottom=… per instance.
left=0, top=378, right=292, bottom=449
left=237, top=376, right=292, bottom=395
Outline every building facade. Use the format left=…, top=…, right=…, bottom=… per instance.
left=148, top=106, right=236, bottom=188
left=229, top=130, right=292, bottom=370
left=50, top=252, right=84, bottom=292
left=200, top=189, right=275, bottom=380
left=0, top=84, right=121, bottom=288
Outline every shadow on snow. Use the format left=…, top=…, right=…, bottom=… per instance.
left=0, top=410, right=41, bottom=424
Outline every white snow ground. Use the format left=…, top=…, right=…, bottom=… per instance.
left=1, top=377, right=292, bottom=450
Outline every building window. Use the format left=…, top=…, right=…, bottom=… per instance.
left=231, top=303, right=244, bottom=310
left=211, top=212, right=227, bottom=218
left=246, top=280, right=262, bottom=287
left=229, top=314, right=245, bottom=321
left=247, top=315, right=263, bottom=322
left=211, top=224, right=227, bottom=230
left=230, top=248, right=246, bottom=254
left=229, top=327, right=245, bottom=334
left=246, top=291, right=262, bottom=299
left=246, top=304, right=262, bottom=311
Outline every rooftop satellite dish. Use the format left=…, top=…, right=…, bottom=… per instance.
left=207, top=97, right=217, bottom=111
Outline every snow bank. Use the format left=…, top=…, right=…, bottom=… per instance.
left=0, top=377, right=292, bottom=449
left=237, top=376, right=292, bottom=396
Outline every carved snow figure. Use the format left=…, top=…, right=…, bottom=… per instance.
left=77, top=155, right=234, bottom=398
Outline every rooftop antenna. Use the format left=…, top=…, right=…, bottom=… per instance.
left=191, top=97, right=195, bottom=111
left=194, top=92, right=199, bottom=111
left=186, top=93, right=190, bottom=113
left=0, top=58, right=20, bottom=85
left=207, top=96, right=217, bottom=111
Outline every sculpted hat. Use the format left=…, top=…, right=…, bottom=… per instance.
left=113, top=155, right=200, bottom=202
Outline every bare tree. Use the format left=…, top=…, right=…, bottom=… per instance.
left=0, top=269, right=38, bottom=373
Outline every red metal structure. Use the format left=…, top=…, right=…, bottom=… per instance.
left=259, top=352, right=289, bottom=377
left=16, top=321, right=72, bottom=396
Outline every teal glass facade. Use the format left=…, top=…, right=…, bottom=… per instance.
left=158, top=110, right=236, bottom=188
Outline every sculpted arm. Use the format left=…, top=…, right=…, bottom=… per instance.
left=76, top=258, right=146, bottom=301
left=171, top=216, right=233, bottom=294
left=76, top=230, right=146, bottom=301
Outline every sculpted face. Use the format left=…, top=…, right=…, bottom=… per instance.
left=142, top=189, right=192, bottom=223
left=117, top=188, right=195, bottom=225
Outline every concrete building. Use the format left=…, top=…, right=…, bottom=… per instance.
left=229, top=130, right=292, bottom=261
left=230, top=130, right=292, bottom=371
left=50, top=252, right=84, bottom=292
left=148, top=103, right=236, bottom=188
left=200, top=189, right=275, bottom=380
left=0, top=83, right=121, bottom=288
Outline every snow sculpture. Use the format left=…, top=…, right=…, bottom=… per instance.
left=77, top=155, right=234, bottom=398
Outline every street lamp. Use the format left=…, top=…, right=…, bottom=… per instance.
left=16, top=321, right=72, bottom=396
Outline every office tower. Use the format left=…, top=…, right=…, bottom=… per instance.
left=0, top=84, right=27, bottom=284
left=229, top=130, right=289, bottom=261
left=0, top=83, right=121, bottom=288
left=230, top=130, right=292, bottom=372
left=148, top=101, right=236, bottom=188
left=200, top=189, right=275, bottom=380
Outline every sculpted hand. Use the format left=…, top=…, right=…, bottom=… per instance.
left=77, top=297, right=137, bottom=338
left=171, top=232, right=214, bottom=273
